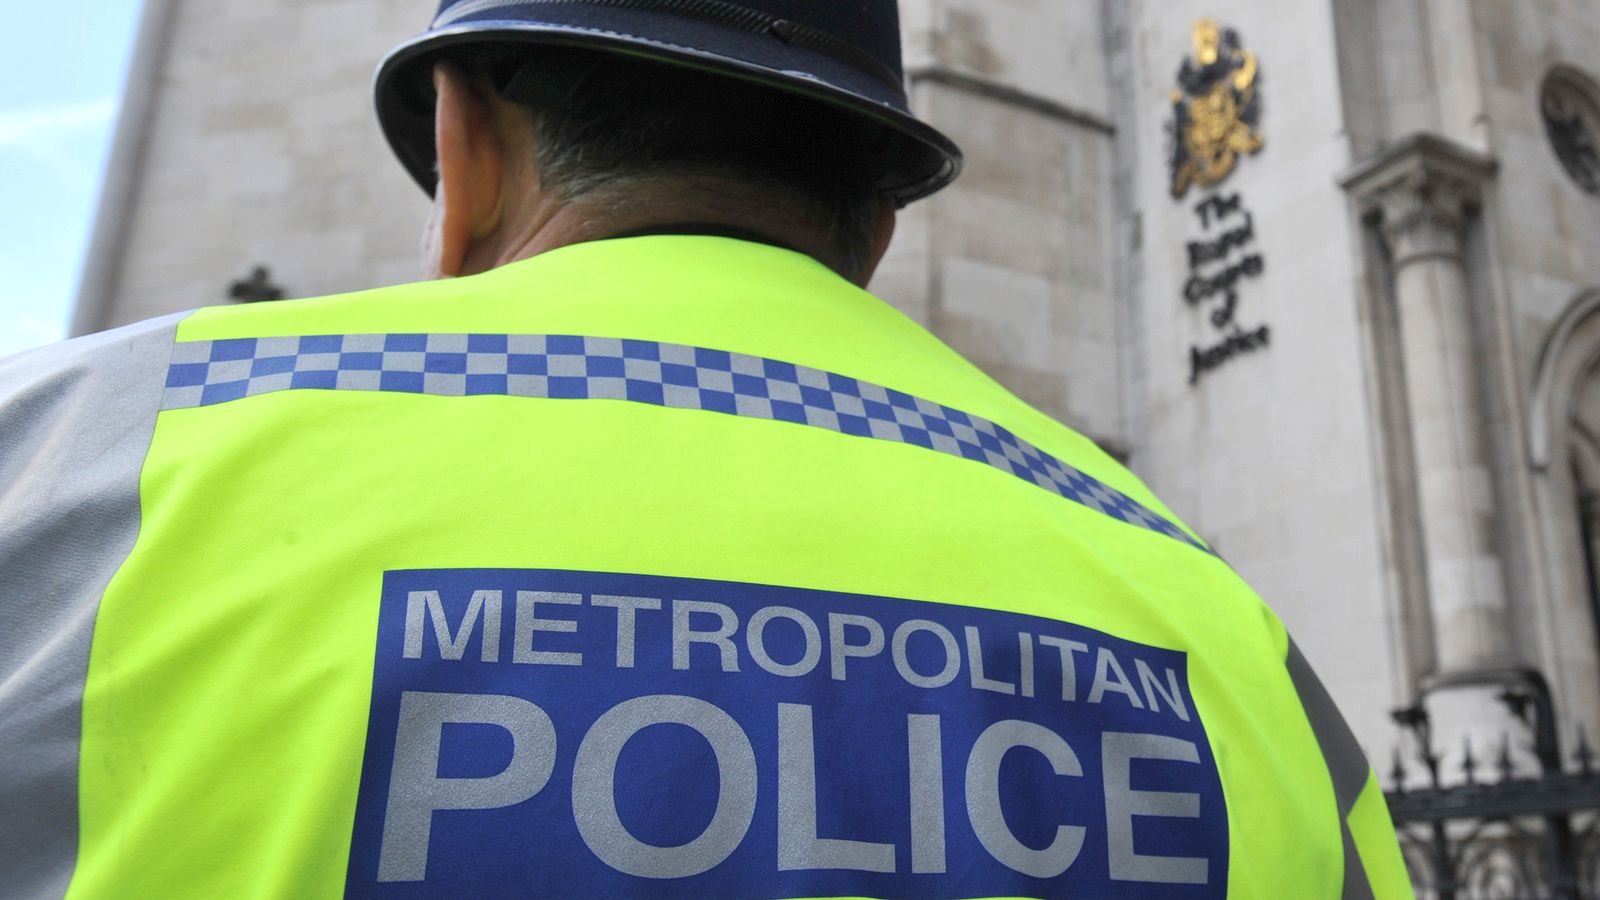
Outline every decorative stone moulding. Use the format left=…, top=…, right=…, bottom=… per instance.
left=1338, top=134, right=1499, bottom=265
left=1542, top=65, right=1600, bottom=196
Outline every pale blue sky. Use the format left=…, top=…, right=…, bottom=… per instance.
left=0, top=2, right=144, bottom=356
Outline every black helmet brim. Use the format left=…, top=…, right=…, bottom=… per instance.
left=374, top=12, right=962, bottom=207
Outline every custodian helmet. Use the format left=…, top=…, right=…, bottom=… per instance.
left=374, top=0, right=964, bottom=206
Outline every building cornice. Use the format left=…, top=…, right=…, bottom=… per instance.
left=906, top=65, right=1115, bottom=135
left=1338, top=133, right=1499, bottom=266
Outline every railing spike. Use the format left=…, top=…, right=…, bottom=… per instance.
left=1575, top=724, right=1594, bottom=776
left=1462, top=734, right=1478, bottom=785
left=1497, top=732, right=1515, bottom=781
left=1390, top=745, right=1407, bottom=794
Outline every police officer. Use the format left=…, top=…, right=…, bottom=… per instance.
left=0, top=1, right=1409, bottom=897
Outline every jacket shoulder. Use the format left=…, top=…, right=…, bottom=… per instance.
left=0, top=312, right=189, bottom=487
left=0, top=312, right=190, bottom=400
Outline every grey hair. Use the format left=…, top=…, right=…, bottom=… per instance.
left=480, top=47, right=885, bottom=280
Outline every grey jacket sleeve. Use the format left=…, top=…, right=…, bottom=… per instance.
left=0, top=313, right=186, bottom=899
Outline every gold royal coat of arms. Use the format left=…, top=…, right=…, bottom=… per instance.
left=1169, top=18, right=1263, bottom=198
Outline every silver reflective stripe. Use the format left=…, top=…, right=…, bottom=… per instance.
left=0, top=313, right=187, bottom=899
left=1286, top=638, right=1375, bottom=900
left=1341, top=816, right=1376, bottom=900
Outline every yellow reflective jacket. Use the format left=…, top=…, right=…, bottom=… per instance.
left=0, top=236, right=1409, bottom=898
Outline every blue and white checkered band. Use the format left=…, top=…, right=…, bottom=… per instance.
left=164, top=334, right=1209, bottom=554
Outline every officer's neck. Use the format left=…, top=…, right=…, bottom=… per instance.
left=478, top=177, right=856, bottom=283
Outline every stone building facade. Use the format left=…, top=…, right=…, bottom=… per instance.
left=77, top=0, right=1600, bottom=772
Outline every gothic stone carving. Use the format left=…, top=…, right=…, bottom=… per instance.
left=1340, top=134, right=1498, bottom=267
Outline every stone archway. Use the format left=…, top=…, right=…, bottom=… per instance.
left=1529, top=288, right=1600, bottom=730
left=1569, top=423, right=1600, bottom=628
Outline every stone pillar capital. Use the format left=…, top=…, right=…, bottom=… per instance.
left=1371, top=169, right=1480, bottom=264
left=1339, top=133, right=1498, bottom=267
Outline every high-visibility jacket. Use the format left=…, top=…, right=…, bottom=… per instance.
left=0, top=235, right=1408, bottom=898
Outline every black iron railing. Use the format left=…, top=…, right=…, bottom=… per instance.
left=1386, top=668, right=1600, bottom=899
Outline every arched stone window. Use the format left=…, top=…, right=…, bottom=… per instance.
left=1529, top=289, right=1600, bottom=718
left=1541, top=66, right=1600, bottom=196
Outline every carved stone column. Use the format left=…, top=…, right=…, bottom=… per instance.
left=1342, top=135, right=1506, bottom=677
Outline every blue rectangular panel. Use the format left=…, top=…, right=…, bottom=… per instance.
left=346, top=570, right=1228, bottom=898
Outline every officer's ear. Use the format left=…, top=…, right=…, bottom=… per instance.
left=429, top=61, right=505, bottom=278
left=859, top=195, right=898, bottom=287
